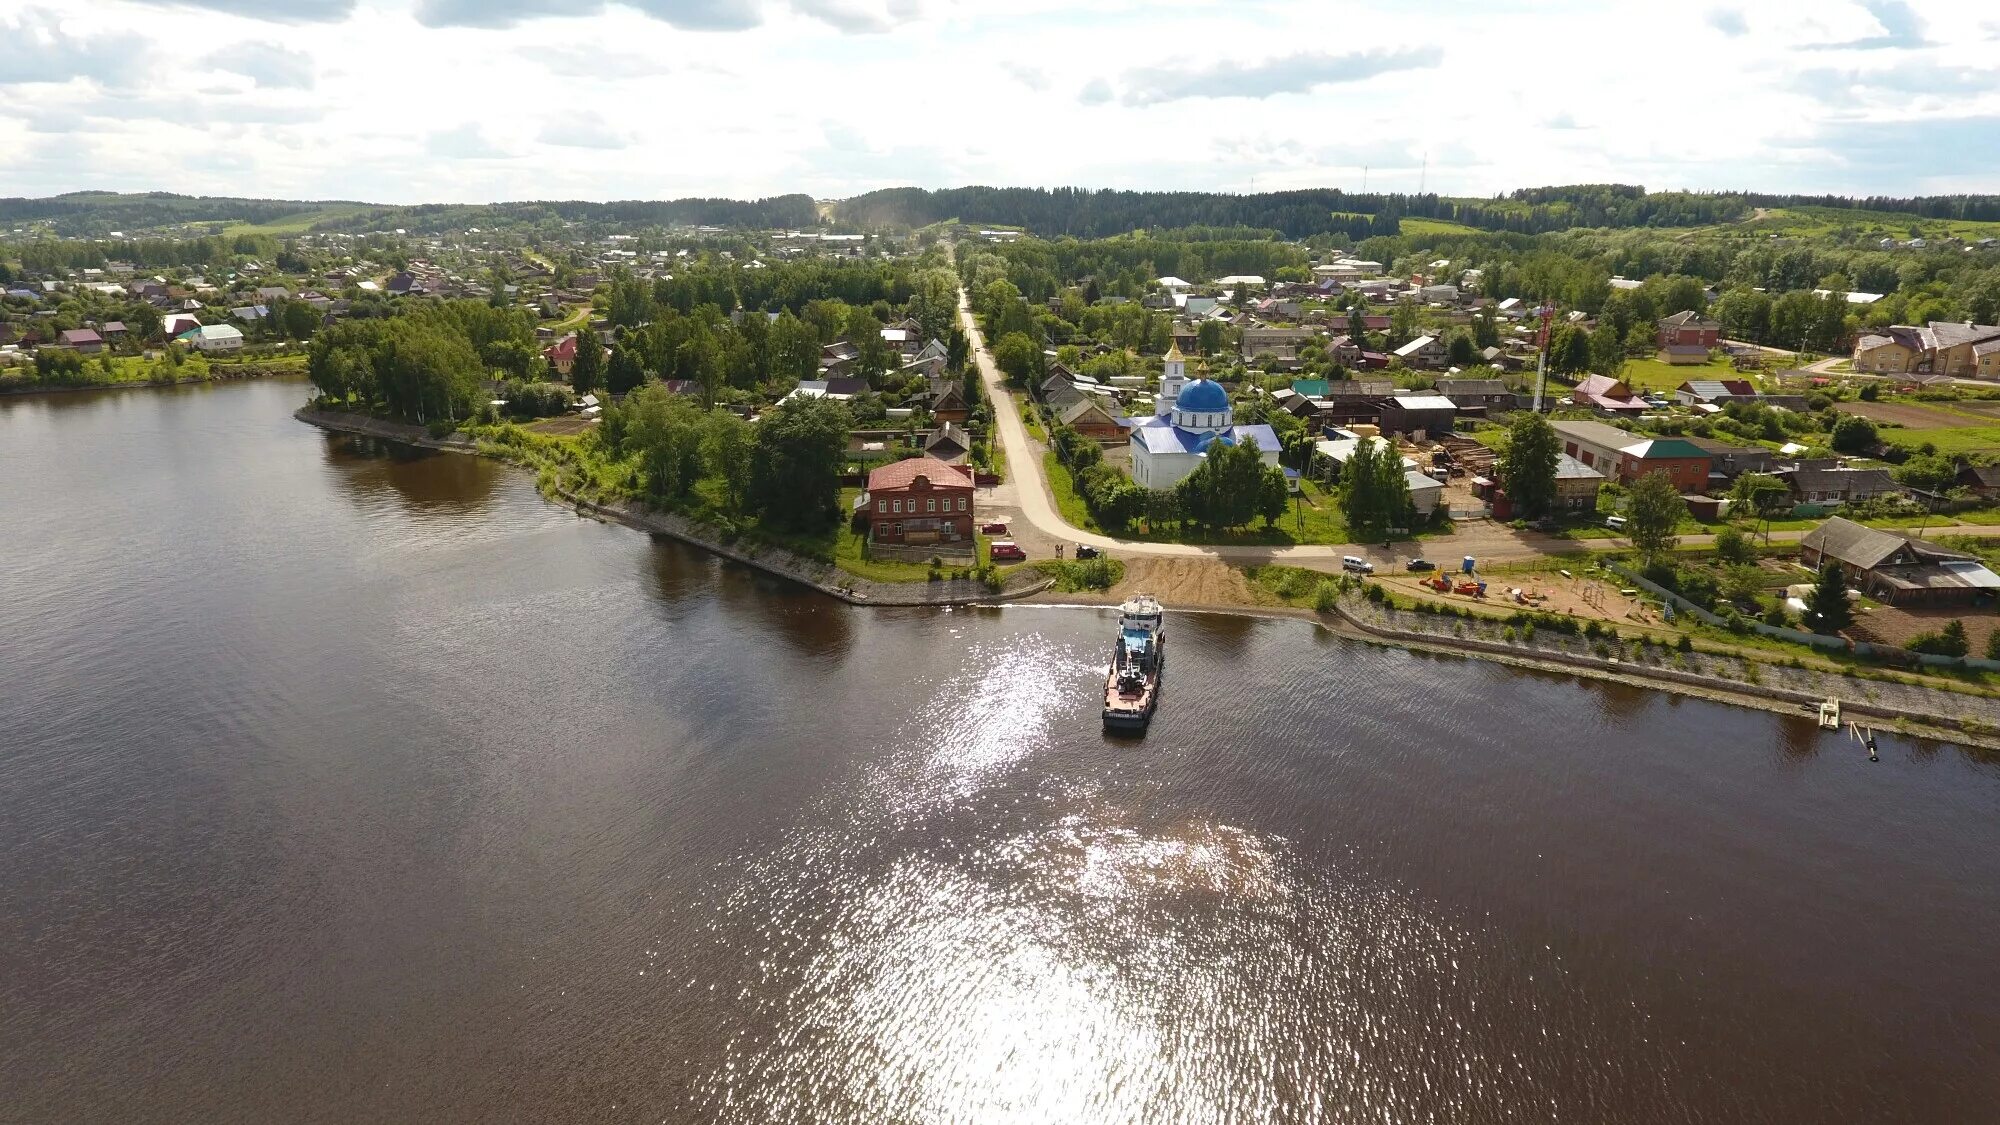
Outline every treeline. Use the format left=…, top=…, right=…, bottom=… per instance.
left=310, top=195, right=820, bottom=235
left=0, top=192, right=338, bottom=236
left=839, top=186, right=1407, bottom=239
left=10, top=233, right=283, bottom=273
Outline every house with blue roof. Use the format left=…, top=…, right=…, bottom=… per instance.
left=1124, top=344, right=1281, bottom=491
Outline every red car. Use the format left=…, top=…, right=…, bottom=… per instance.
left=980, top=521, right=1009, bottom=535
left=988, top=541, right=1026, bottom=561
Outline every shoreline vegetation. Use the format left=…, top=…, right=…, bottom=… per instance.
left=0, top=351, right=308, bottom=395
left=300, top=405, right=2000, bottom=750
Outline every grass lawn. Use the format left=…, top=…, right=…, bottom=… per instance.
left=1400, top=217, right=1481, bottom=237
left=220, top=204, right=372, bottom=236
left=1045, top=454, right=1387, bottom=546
left=1878, top=425, right=2000, bottom=455
left=1617, top=354, right=1788, bottom=393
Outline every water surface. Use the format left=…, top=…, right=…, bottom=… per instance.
left=3, top=380, right=1998, bottom=1122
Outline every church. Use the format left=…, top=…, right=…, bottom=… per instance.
left=1125, top=345, right=1282, bottom=491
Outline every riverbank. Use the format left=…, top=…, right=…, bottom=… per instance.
left=0, top=362, right=303, bottom=397
left=297, top=408, right=1997, bottom=747
left=1022, top=556, right=2000, bottom=750
left=295, top=408, right=1053, bottom=608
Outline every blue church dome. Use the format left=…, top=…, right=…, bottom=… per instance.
left=1174, top=378, right=1228, bottom=413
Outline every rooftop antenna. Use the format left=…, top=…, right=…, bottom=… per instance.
left=1362, top=165, right=1369, bottom=193
left=1419, top=151, right=1428, bottom=195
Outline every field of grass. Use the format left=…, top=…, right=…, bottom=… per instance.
left=1877, top=424, right=2000, bottom=455
left=1044, top=453, right=1387, bottom=546
left=220, top=205, right=374, bottom=236
left=1616, top=353, right=1788, bottom=393
left=1399, top=217, right=1481, bottom=237
left=1747, top=206, right=2000, bottom=243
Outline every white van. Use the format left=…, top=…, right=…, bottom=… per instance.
left=1604, top=515, right=1628, bottom=531
left=1341, top=555, right=1374, bottom=574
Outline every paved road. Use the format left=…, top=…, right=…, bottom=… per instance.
left=960, top=290, right=2000, bottom=569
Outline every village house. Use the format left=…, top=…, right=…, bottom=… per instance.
left=1657, top=310, right=1722, bottom=349
left=1378, top=394, right=1456, bottom=439
left=1239, top=326, right=1318, bottom=361
left=1800, top=517, right=2000, bottom=608
left=1569, top=374, right=1649, bottom=415
left=542, top=334, right=578, bottom=375
left=1392, top=335, right=1447, bottom=369
left=1552, top=419, right=1710, bottom=489
left=1435, top=377, right=1517, bottom=417
left=1781, top=464, right=1906, bottom=506
left=920, top=422, right=972, bottom=465
left=859, top=456, right=975, bottom=549
left=927, top=378, right=970, bottom=423
left=1058, top=396, right=1128, bottom=442
left=58, top=328, right=104, bottom=353
left=1683, top=436, right=1777, bottom=481
left=1554, top=454, right=1607, bottom=511
left=99, top=321, right=127, bottom=341
left=1674, top=379, right=1758, bottom=406
left=182, top=323, right=245, bottom=353
left=1323, top=334, right=1363, bottom=367
left=1852, top=321, right=2000, bottom=378
left=1953, top=464, right=2000, bottom=499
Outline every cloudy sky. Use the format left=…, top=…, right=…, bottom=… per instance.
left=3, top=0, right=1997, bottom=204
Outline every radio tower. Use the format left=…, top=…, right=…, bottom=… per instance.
left=1530, top=302, right=1557, bottom=412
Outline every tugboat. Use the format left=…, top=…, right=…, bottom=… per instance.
left=1102, top=594, right=1165, bottom=731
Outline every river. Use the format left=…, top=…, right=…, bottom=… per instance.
left=3, top=379, right=1999, bottom=1123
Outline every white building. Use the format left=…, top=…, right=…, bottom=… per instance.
left=1126, top=345, right=1282, bottom=491
left=182, top=324, right=244, bottom=352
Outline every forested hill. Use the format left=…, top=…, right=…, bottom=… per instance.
left=838, top=184, right=2000, bottom=239
left=0, top=192, right=355, bottom=234
left=0, top=192, right=819, bottom=238
left=307, top=196, right=820, bottom=235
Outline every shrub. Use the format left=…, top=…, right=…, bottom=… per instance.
left=1503, top=626, right=1517, bottom=642
left=1522, top=622, right=1536, bottom=643
left=1762, top=604, right=1791, bottom=628
left=1313, top=581, right=1338, bottom=613
left=1364, top=583, right=1386, bottom=604
left=1677, top=634, right=1694, bottom=653
left=1593, top=641, right=1612, bottom=659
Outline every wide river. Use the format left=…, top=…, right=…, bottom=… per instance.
left=4, top=379, right=2000, bottom=1123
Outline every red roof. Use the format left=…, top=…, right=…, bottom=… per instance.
left=866, top=456, right=973, bottom=492
left=543, top=335, right=578, bottom=363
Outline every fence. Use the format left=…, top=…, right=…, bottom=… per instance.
left=1607, top=562, right=2000, bottom=672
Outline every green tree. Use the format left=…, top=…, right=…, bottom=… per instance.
left=1893, top=452, right=1957, bottom=494
left=703, top=408, right=752, bottom=512
left=1196, top=318, right=1227, bottom=357
left=1713, top=523, right=1753, bottom=564
left=568, top=332, right=604, bottom=393
left=992, top=332, right=1039, bottom=383
left=1829, top=414, right=1878, bottom=454
left=767, top=311, right=820, bottom=384
left=1389, top=298, right=1419, bottom=344
left=1625, top=470, right=1684, bottom=559
left=1447, top=333, right=1477, bottom=366
left=1803, top=563, right=1854, bottom=634
left=1176, top=435, right=1280, bottom=531
left=910, top=268, right=959, bottom=343
left=748, top=396, right=849, bottom=531
left=623, top=385, right=707, bottom=500
left=1499, top=411, right=1559, bottom=519
left=1347, top=302, right=1368, bottom=343
left=1910, top=619, right=1969, bottom=658
left=1587, top=323, right=1626, bottom=377
left=605, top=343, right=646, bottom=396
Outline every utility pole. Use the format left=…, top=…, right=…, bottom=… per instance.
left=1530, top=302, right=1556, bottom=413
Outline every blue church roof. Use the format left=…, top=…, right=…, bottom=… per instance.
left=1174, top=378, right=1228, bottom=412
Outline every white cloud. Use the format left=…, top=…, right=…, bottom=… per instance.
left=1, top=0, right=1994, bottom=203
left=204, top=42, right=316, bottom=89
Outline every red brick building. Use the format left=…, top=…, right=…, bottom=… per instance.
left=862, top=456, right=974, bottom=547
left=1657, top=310, right=1721, bottom=349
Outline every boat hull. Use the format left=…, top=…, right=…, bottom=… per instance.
left=1102, top=647, right=1163, bottom=730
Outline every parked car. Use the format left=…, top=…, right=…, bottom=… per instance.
left=1407, top=557, right=1435, bottom=572
left=1341, top=555, right=1374, bottom=574
left=1074, top=545, right=1100, bottom=559
left=980, top=521, right=1009, bottom=534
left=1604, top=515, right=1628, bottom=530
left=989, top=541, right=1026, bottom=561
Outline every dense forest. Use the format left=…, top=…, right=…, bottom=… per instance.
left=0, top=192, right=341, bottom=234
left=839, top=185, right=2000, bottom=240
left=309, top=195, right=820, bottom=235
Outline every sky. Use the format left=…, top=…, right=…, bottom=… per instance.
left=2, top=0, right=1998, bottom=205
